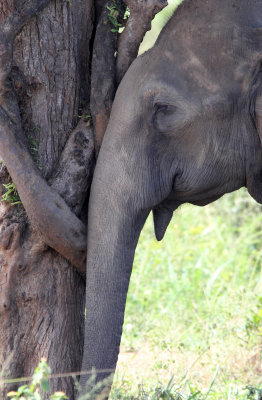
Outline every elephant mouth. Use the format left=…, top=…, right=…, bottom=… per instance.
left=152, top=183, right=228, bottom=241
left=172, top=177, right=231, bottom=207
left=152, top=172, right=233, bottom=241
left=152, top=193, right=219, bottom=241
left=175, top=190, right=225, bottom=207
left=190, top=194, right=224, bottom=206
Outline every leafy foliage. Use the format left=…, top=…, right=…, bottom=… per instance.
left=107, top=3, right=123, bottom=33
left=6, top=359, right=68, bottom=400
left=28, top=135, right=41, bottom=170
left=1, top=182, right=21, bottom=205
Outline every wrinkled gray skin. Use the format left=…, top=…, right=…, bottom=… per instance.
left=79, top=0, right=262, bottom=397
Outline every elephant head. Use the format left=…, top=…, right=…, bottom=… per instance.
left=79, top=0, right=262, bottom=397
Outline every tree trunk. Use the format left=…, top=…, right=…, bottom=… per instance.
left=0, top=0, right=93, bottom=397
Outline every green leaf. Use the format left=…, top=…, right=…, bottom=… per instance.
left=40, top=379, right=50, bottom=392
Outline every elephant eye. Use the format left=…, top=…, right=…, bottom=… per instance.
left=153, top=103, right=177, bottom=133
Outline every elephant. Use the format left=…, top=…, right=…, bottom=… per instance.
left=79, top=0, right=262, bottom=397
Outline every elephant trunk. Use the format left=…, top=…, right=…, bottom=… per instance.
left=79, top=134, right=150, bottom=398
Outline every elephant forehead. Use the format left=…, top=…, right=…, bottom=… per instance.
left=179, top=49, right=220, bottom=94
left=153, top=0, right=262, bottom=92
left=136, top=49, right=241, bottom=105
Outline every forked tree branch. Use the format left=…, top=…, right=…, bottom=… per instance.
left=116, top=0, right=168, bottom=83
left=0, top=1, right=91, bottom=275
left=0, top=108, right=87, bottom=274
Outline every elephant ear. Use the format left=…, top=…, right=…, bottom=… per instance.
left=255, top=95, right=262, bottom=145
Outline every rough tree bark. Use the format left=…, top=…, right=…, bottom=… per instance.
left=0, top=0, right=93, bottom=397
left=0, top=0, right=167, bottom=398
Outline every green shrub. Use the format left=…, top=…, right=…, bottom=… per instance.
left=6, top=359, right=68, bottom=400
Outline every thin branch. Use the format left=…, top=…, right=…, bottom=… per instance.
left=90, top=0, right=126, bottom=151
left=116, top=0, right=168, bottom=83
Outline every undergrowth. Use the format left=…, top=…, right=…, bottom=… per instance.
left=5, top=359, right=67, bottom=400
left=1, top=182, right=21, bottom=205
left=113, top=188, right=262, bottom=399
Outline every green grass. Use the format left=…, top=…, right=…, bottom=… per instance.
left=111, top=189, right=262, bottom=399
